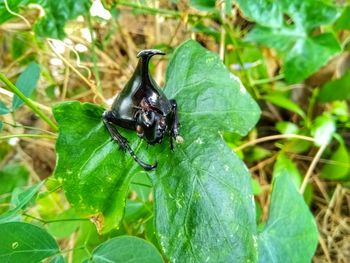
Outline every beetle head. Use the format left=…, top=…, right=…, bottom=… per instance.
left=135, top=110, right=167, bottom=145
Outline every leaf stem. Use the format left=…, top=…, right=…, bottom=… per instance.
left=23, top=213, right=90, bottom=224
left=0, top=73, right=58, bottom=131
left=0, top=134, right=56, bottom=140
left=251, top=74, right=285, bottom=85
left=299, top=143, right=327, bottom=194
left=234, top=134, right=315, bottom=151
left=0, top=134, right=57, bottom=140
left=87, top=13, right=103, bottom=95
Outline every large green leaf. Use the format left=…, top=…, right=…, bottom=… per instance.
left=151, top=40, right=260, bottom=262
left=0, top=222, right=59, bottom=263
left=13, top=62, right=40, bottom=110
left=258, top=167, right=318, bottom=262
left=243, top=0, right=341, bottom=83
left=89, top=236, right=163, bottom=263
left=53, top=102, right=140, bottom=234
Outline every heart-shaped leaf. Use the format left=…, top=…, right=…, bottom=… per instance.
left=151, top=40, right=260, bottom=262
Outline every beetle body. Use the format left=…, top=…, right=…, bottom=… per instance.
left=103, top=50, right=180, bottom=170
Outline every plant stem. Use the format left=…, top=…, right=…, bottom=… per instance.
left=87, top=13, right=102, bottom=95
left=0, top=73, right=58, bottom=131
left=299, top=143, right=327, bottom=194
left=23, top=213, right=90, bottom=224
left=234, top=134, right=315, bottom=151
left=0, top=134, right=56, bottom=140
left=252, top=74, right=285, bottom=85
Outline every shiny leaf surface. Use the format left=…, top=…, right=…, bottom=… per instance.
left=53, top=102, right=140, bottom=233
left=152, top=40, right=260, bottom=262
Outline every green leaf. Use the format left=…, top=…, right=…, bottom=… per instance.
left=264, top=93, right=305, bottom=118
left=12, top=62, right=40, bottom=110
left=0, top=0, right=35, bottom=24
left=319, top=70, right=350, bottom=102
left=0, top=0, right=90, bottom=39
left=321, top=143, right=349, bottom=180
left=0, top=222, right=59, bottom=263
left=0, top=163, right=29, bottom=195
left=50, top=255, right=65, bottom=263
left=311, top=114, right=336, bottom=146
left=276, top=121, right=299, bottom=134
left=236, top=0, right=282, bottom=27
left=0, top=100, right=10, bottom=115
left=53, top=102, right=140, bottom=234
left=34, top=0, right=90, bottom=39
left=274, top=153, right=302, bottom=188
left=164, top=41, right=260, bottom=136
left=47, top=209, right=80, bottom=239
left=90, top=236, right=163, bottom=263
left=189, top=0, right=216, bottom=11
left=151, top=40, right=260, bottom=262
left=335, top=6, right=350, bottom=30
left=258, top=170, right=318, bottom=262
left=0, top=181, right=44, bottom=223
left=244, top=0, right=341, bottom=83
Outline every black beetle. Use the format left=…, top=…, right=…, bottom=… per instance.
left=103, top=49, right=181, bottom=171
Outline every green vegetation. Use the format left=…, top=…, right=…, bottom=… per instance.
left=0, top=0, right=349, bottom=262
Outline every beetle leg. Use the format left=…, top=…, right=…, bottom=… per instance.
left=102, top=111, right=157, bottom=171
left=169, top=99, right=180, bottom=151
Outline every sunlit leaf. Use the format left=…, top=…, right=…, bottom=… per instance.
left=311, top=114, right=336, bottom=146
left=335, top=6, right=350, bottom=30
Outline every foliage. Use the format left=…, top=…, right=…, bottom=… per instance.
left=0, top=0, right=349, bottom=262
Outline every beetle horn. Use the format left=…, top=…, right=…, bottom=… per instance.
left=137, top=49, right=165, bottom=58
